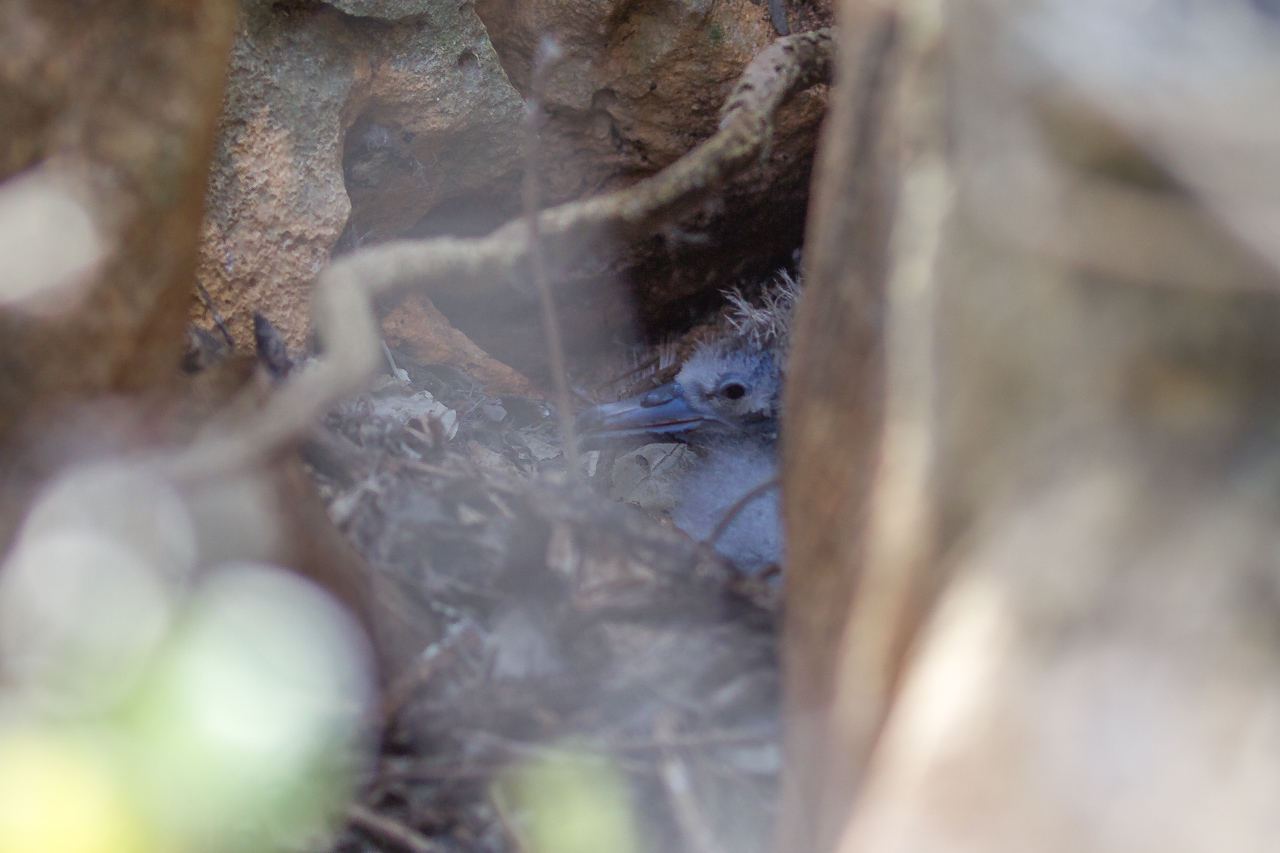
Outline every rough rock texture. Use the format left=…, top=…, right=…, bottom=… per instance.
left=446, top=0, right=833, bottom=374
left=340, top=4, right=526, bottom=243
left=325, top=0, right=442, bottom=17
left=196, top=3, right=368, bottom=350
left=477, top=0, right=779, bottom=199
left=195, top=0, right=524, bottom=347
left=195, top=0, right=834, bottom=383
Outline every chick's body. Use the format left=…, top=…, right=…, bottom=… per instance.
left=579, top=275, right=796, bottom=574
left=673, top=439, right=781, bottom=573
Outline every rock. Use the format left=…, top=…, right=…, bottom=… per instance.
left=194, top=0, right=834, bottom=385
left=483, top=2, right=828, bottom=225
left=380, top=294, right=540, bottom=397
left=322, top=0, right=437, bottom=18
left=195, top=0, right=525, bottom=347
left=340, top=4, right=526, bottom=243
left=438, top=0, right=834, bottom=375
left=476, top=0, right=788, bottom=197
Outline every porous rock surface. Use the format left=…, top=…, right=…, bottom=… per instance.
left=194, top=0, right=832, bottom=376
left=477, top=0, right=781, bottom=202
left=195, top=0, right=524, bottom=347
left=458, top=0, right=832, bottom=373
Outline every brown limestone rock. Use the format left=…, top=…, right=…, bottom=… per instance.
left=381, top=294, right=540, bottom=397
left=195, top=0, right=834, bottom=386
left=195, top=2, right=371, bottom=349
left=324, top=0, right=442, bottom=17
left=341, top=6, right=526, bottom=243
left=472, top=0, right=832, bottom=320
left=195, top=0, right=524, bottom=347
left=478, top=0, right=783, bottom=198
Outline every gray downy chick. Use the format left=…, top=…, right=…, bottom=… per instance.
left=578, top=275, right=797, bottom=574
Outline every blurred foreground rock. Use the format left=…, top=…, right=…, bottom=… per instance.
left=0, top=0, right=380, bottom=670
left=783, top=2, right=1280, bottom=852
left=0, top=0, right=238, bottom=441
left=0, top=5, right=382, bottom=850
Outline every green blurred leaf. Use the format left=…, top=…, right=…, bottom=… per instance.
left=496, top=748, right=640, bottom=853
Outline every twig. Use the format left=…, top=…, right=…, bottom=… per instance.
left=590, top=724, right=778, bottom=752
left=774, top=14, right=902, bottom=853
left=346, top=804, right=449, bottom=853
left=379, top=726, right=778, bottom=785
left=656, top=714, right=726, bottom=853
left=706, top=476, right=779, bottom=547
left=379, top=762, right=496, bottom=782
left=381, top=339, right=403, bottom=377
left=523, top=35, right=581, bottom=480
left=195, top=279, right=235, bottom=348
left=489, top=774, right=531, bottom=853
left=159, top=29, right=835, bottom=484
left=474, top=732, right=657, bottom=775
left=299, top=426, right=375, bottom=487
left=600, top=353, right=660, bottom=388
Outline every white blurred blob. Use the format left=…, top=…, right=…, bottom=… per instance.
left=886, top=573, right=1014, bottom=773
left=0, top=530, right=174, bottom=715
left=138, top=562, right=374, bottom=846
left=181, top=474, right=283, bottom=568
left=177, top=563, right=372, bottom=768
left=20, top=463, right=198, bottom=594
left=0, top=168, right=103, bottom=314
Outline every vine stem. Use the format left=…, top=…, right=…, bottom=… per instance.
left=523, top=35, right=581, bottom=481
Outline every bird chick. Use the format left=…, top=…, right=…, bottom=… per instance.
left=579, top=274, right=797, bottom=573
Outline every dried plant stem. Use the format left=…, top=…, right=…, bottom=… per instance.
left=162, top=29, right=835, bottom=484
left=381, top=339, right=402, bottom=376
left=347, top=804, right=449, bottom=853
left=524, top=36, right=581, bottom=479
left=656, top=714, right=725, bottom=853
left=195, top=279, right=235, bottom=348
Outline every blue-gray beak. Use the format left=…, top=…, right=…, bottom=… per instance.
left=577, top=382, right=717, bottom=450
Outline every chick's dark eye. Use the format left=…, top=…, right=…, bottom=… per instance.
left=721, top=382, right=747, bottom=400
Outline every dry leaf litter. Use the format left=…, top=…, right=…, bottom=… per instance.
left=294, top=287, right=790, bottom=853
